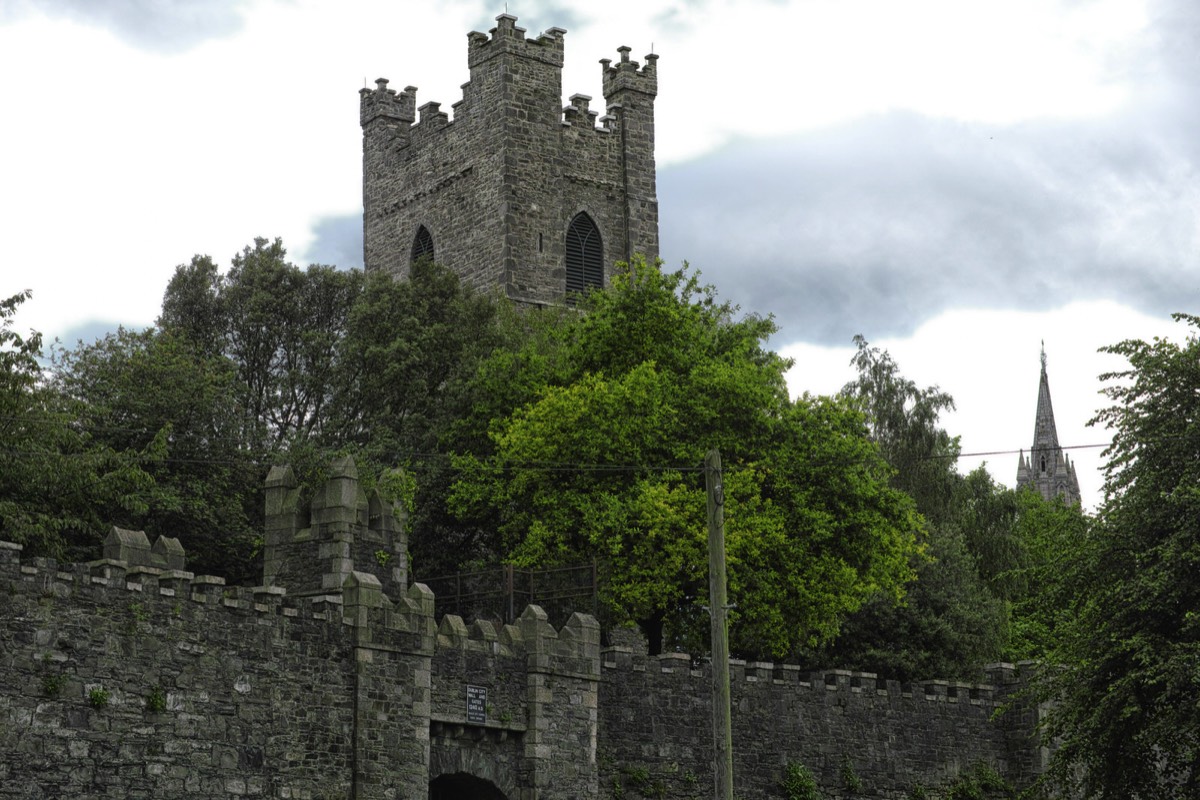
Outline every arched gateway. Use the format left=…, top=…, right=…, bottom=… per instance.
left=430, top=772, right=507, bottom=800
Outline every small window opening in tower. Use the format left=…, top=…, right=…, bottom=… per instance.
left=1040, top=455, right=1046, bottom=473
left=565, top=212, right=603, bottom=300
left=538, top=232, right=543, bottom=253
left=411, top=225, right=434, bottom=264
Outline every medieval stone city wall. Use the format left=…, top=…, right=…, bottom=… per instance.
left=599, top=644, right=1044, bottom=799
left=0, top=539, right=1044, bottom=800
left=361, top=15, right=659, bottom=306
left=0, top=460, right=1046, bottom=799
left=0, top=539, right=363, bottom=799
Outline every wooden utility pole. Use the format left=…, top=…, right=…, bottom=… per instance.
left=705, top=448, right=734, bottom=800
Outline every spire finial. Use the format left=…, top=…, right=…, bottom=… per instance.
left=1040, top=340, right=1047, bottom=373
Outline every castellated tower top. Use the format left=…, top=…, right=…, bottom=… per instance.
left=360, top=14, right=659, bottom=306
left=601, top=46, right=659, bottom=97
left=467, top=14, right=566, bottom=69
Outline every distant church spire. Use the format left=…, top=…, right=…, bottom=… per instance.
left=1016, top=345, right=1082, bottom=505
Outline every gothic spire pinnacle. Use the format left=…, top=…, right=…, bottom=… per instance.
left=1016, top=344, right=1081, bottom=506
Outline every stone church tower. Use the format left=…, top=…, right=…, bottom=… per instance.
left=1015, top=347, right=1082, bottom=505
left=359, top=14, right=659, bottom=305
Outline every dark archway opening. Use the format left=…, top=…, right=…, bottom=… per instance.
left=430, top=772, right=508, bottom=800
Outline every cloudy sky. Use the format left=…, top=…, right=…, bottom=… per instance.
left=3, top=0, right=1197, bottom=510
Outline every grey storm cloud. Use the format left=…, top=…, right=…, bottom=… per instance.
left=2, top=0, right=252, bottom=52
left=660, top=96, right=1200, bottom=347
left=304, top=215, right=364, bottom=271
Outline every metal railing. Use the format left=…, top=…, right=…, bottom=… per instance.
left=417, top=562, right=598, bottom=627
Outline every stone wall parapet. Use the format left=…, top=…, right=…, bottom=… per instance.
left=600, top=648, right=1016, bottom=708
left=601, top=47, right=658, bottom=99
left=467, top=14, right=566, bottom=70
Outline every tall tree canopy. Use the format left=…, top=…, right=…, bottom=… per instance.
left=36, top=244, right=509, bottom=580
left=52, top=328, right=260, bottom=581
left=449, top=258, right=923, bottom=657
left=1038, top=313, right=1200, bottom=798
left=160, top=237, right=363, bottom=454
left=799, top=338, right=1009, bottom=680
left=331, top=261, right=514, bottom=578
left=0, top=292, right=155, bottom=562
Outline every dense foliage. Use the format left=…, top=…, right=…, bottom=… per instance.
left=0, top=291, right=156, bottom=562
left=798, top=339, right=1006, bottom=679
left=3, top=246, right=1084, bottom=674
left=795, top=338, right=1089, bottom=680
left=1036, top=313, right=1200, bottom=798
left=449, top=257, right=923, bottom=657
left=2, top=242, right=509, bottom=581
left=52, top=328, right=260, bottom=581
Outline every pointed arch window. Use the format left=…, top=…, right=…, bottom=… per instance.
left=411, top=225, right=434, bottom=265
left=565, top=212, right=603, bottom=298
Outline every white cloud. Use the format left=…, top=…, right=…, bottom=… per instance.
left=782, top=301, right=1183, bottom=512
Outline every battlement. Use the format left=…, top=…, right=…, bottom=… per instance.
left=467, top=14, right=566, bottom=70
left=103, top=526, right=186, bottom=571
left=359, top=78, right=416, bottom=128
left=2, top=530, right=605, bottom=797
left=600, top=645, right=1027, bottom=707
left=1, top=535, right=595, bottom=670
left=599, top=639, right=1043, bottom=796
left=601, top=46, right=658, bottom=98
left=0, top=530, right=1021, bottom=705
left=263, top=456, right=407, bottom=599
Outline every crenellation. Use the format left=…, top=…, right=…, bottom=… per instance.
left=437, top=613, right=470, bottom=649
left=466, top=15, right=565, bottom=71
left=156, top=569, right=194, bottom=597
left=469, top=618, right=499, bottom=645
left=776, top=662, right=803, bottom=685
left=600, top=49, right=658, bottom=100
left=262, top=457, right=407, bottom=601
left=88, top=557, right=127, bottom=587
left=188, top=573, right=225, bottom=605
left=985, top=662, right=1015, bottom=684
left=417, top=100, right=447, bottom=127
left=359, top=78, right=416, bottom=129
left=563, top=93, right=602, bottom=129
left=746, top=660, right=773, bottom=681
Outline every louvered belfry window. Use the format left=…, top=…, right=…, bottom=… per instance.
left=565, top=212, right=603, bottom=297
left=411, top=225, right=434, bottom=264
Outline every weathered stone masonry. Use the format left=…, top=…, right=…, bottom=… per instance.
left=361, top=14, right=659, bottom=305
left=0, top=458, right=1047, bottom=799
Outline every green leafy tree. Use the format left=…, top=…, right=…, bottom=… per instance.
left=1037, top=313, right=1200, bottom=798
left=52, top=328, right=260, bottom=581
left=159, top=238, right=363, bottom=455
left=1000, top=488, right=1089, bottom=662
left=450, top=258, right=922, bottom=657
left=0, top=292, right=155, bottom=561
left=806, top=339, right=1008, bottom=680
left=842, top=335, right=960, bottom=522
left=158, top=254, right=224, bottom=358
left=330, top=261, right=514, bottom=577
